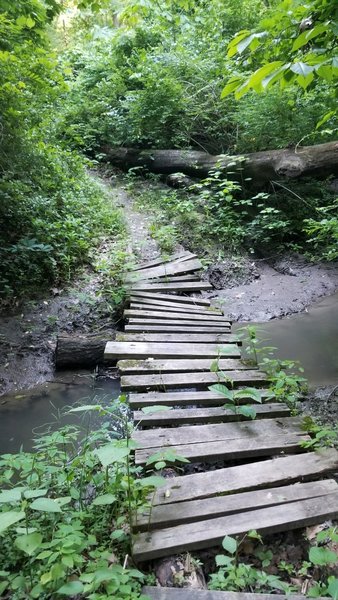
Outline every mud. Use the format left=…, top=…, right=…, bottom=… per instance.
left=205, top=253, right=338, bottom=322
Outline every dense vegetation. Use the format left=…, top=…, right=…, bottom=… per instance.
left=0, top=0, right=125, bottom=303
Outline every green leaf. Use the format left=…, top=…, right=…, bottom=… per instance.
left=68, top=404, right=102, bottom=413
left=222, top=535, right=237, bottom=554
left=235, top=388, right=262, bottom=403
left=24, top=489, right=48, bottom=499
left=309, top=546, right=338, bottom=566
left=15, top=532, right=42, bottom=556
left=297, top=72, right=314, bottom=89
left=92, top=493, right=116, bottom=506
left=30, top=498, right=62, bottom=513
left=216, top=554, right=233, bottom=566
left=139, top=476, right=166, bottom=488
left=95, top=443, right=130, bottom=467
left=209, top=383, right=234, bottom=401
left=0, top=511, right=25, bottom=533
left=221, top=78, right=242, bottom=98
left=26, top=17, right=35, bottom=28
left=0, top=487, right=26, bottom=503
left=328, top=578, right=338, bottom=600
left=290, top=62, right=314, bottom=77
left=292, top=24, right=328, bottom=51
left=238, top=405, right=256, bottom=419
left=316, top=110, right=335, bottom=130
left=57, top=581, right=84, bottom=595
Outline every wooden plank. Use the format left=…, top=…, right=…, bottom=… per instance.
left=135, top=479, right=338, bottom=531
left=126, top=319, right=230, bottom=330
left=129, top=389, right=271, bottom=408
left=117, top=333, right=240, bottom=344
left=131, top=251, right=195, bottom=272
left=149, top=448, right=338, bottom=506
left=133, top=417, right=302, bottom=450
left=105, top=342, right=241, bottom=361
left=122, top=369, right=266, bottom=391
left=129, top=282, right=213, bottom=292
left=134, top=433, right=308, bottom=465
left=142, top=588, right=316, bottom=600
left=129, top=300, right=223, bottom=315
left=144, top=274, right=201, bottom=282
left=125, top=325, right=231, bottom=333
left=124, top=309, right=229, bottom=323
left=118, top=358, right=248, bottom=374
left=133, top=491, right=338, bottom=561
left=125, top=258, right=202, bottom=283
left=133, top=403, right=290, bottom=426
left=129, top=292, right=211, bottom=306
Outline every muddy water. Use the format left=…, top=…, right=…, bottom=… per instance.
left=0, top=373, right=121, bottom=455
left=236, top=292, right=338, bottom=387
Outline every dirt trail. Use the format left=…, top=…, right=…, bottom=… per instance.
left=1, top=175, right=338, bottom=395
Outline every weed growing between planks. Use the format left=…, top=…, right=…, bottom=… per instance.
left=208, top=531, right=338, bottom=597
left=0, top=396, right=167, bottom=599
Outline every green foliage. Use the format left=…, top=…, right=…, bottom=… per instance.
left=0, top=399, right=166, bottom=599
left=210, top=534, right=292, bottom=593
left=300, top=416, right=338, bottom=450
left=223, top=0, right=338, bottom=100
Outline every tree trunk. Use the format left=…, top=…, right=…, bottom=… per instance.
left=103, top=141, right=338, bottom=185
left=55, top=333, right=115, bottom=369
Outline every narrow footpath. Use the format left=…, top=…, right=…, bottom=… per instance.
left=104, top=251, right=338, bottom=577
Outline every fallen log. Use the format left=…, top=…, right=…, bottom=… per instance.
left=103, top=141, right=338, bottom=185
left=55, top=333, right=115, bottom=369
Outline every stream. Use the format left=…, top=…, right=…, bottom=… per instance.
left=0, top=292, right=337, bottom=455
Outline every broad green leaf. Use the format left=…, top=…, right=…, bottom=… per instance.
left=30, top=498, right=62, bottom=513
left=309, top=546, right=338, bottom=566
left=24, top=489, right=47, bottom=499
left=95, top=443, right=130, bottom=467
left=292, top=24, right=328, bottom=51
left=238, top=405, right=256, bottom=419
left=209, top=384, right=234, bottom=401
left=54, top=497, right=72, bottom=507
left=216, top=554, right=233, bottom=566
left=0, top=511, right=25, bottom=533
left=297, top=72, right=314, bottom=89
left=290, top=62, right=314, bottom=77
left=0, top=487, right=26, bottom=503
left=222, top=535, right=237, bottom=554
left=221, top=78, right=242, bottom=99
left=247, top=61, right=284, bottom=91
left=68, top=404, right=102, bottom=413
left=141, top=405, right=171, bottom=414
left=15, top=532, right=42, bottom=556
left=93, top=567, right=119, bottom=584
left=57, top=581, right=84, bottom=595
left=235, top=388, right=262, bottom=403
left=26, top=17, right=36, bottom=28
left=139, top=476, right=166, bottom=488
left=328, top=578, right=338, bottom=600
left=92, top=493, right=116, bottom=506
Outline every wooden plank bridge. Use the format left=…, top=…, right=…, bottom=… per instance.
left=104, top=250, right=338, bottom=568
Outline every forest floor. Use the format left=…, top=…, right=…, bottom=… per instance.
left=0, top=172, right=338, bottom=396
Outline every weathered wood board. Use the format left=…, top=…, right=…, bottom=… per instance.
left=129, top=300, right=223, bottom=315
left=118, top=358, right=249, bottom=374
left=135, top=433, right=308, bottom=465
left=129, top=291, right=211, bottom=306
left=121, top=369, right=267, bottom=391
left=130, top=251, right=196, bottom=272
left=129, top=389, right=272, bottom=408
left=125, top=258, right=202, bottom=282
left=135, top=479, right=338, bottom=531
left=105, top=342, right=241, bottom=361
left=124, top=309, right=230, bottom=323
left=133, top=492, right=338, bottom=561
left=117, top=333, right=240, bottom=344
left=126, top=320, right=231, bottom=331
left=133, top=417, right=303, bottom=449
left=149, top=449, right=338, bottom=505
left=133, top=403, right=290, bottom=426
left=125, top=324, right=231, bottom=333
left=129, top=281, right=213, bottom=292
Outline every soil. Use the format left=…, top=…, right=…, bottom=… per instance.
left=204, top=253, right=338, bottom=322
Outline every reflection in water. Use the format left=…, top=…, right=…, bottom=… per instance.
left=0, top=373, right=121, bottom=455
left=236, top=292, right=338, bottom=388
